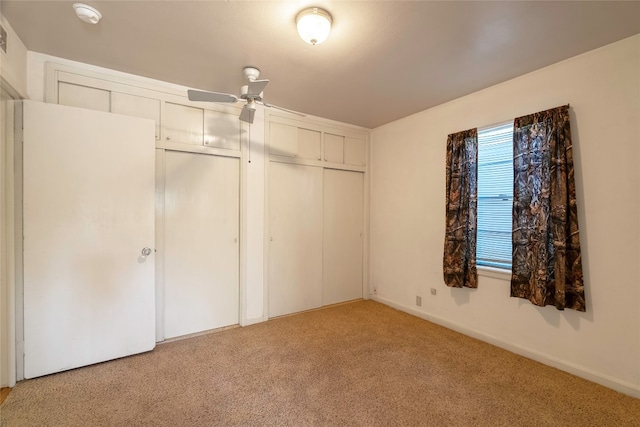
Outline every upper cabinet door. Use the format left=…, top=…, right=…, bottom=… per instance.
left=203, top=109, right=240, bottom=151
left=58, top=82, right=110, bottom=112
left=324, top=133, right=344, bottom=163
left=270, top=122, right=297, bottom=157
left=111, top=92, right=161, bottom=140
left=297, top=128, right=321, bottom=160
left=270, top=123, right=322, bottom=160
left=344, top=137, right=366, bottom=166
left=163, top=102, right=203, bottom=145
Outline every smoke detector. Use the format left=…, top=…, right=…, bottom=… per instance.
left=73, top=3, right=102, bottom=24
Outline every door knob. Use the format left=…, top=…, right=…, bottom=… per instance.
left=141, top=247, right=152, bottom=258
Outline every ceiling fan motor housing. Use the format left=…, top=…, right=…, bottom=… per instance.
left=240, top=85, right=263, bottom=101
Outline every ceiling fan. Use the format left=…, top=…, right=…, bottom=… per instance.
left=187, top=67, right=303, bottom=124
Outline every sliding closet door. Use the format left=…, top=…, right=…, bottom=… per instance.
left=163, top=151, right=239, bottom=339
left=268, top=162, right=323, bottom=318
left=323, top=169, right=364, bottom=305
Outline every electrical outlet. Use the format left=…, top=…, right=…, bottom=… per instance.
left=430, top=288, right=437, bottom=296
left=416, top=296, right=422, bottom=307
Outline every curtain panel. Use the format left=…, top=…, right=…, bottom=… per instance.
left=511, top=105, right=586, bottom=311
left=443, top=128, right=478, bottom=288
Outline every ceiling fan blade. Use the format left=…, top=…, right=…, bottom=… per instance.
left=260, top=102, right=306, bottom=117
left=247, top=79, right=269, bottom=96
left=188, top=89, right=238, bottom=103
left=239, top=105, right=256, bottom=124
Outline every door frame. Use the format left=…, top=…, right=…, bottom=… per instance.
left=1, top=86, right=20, bottom=387
left=12, top=100, right=24, bottom=382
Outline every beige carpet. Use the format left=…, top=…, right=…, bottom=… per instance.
left=1, top=300, right=639, bottom=426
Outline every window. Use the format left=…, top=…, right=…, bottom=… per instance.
left=476, top=122, right=513, bottom=270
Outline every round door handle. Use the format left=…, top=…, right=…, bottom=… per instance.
left=141, top=247, right=152, bottom=257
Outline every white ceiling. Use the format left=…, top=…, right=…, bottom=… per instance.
left=2, top=1, right=639, bottom=128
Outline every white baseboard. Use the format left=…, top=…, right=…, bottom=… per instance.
left=371, top=295, right=640, bottom=399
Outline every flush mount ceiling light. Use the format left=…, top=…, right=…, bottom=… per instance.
left=296, top=7, right=332, bottom=45
left=73, top=3, right=102, bottom=24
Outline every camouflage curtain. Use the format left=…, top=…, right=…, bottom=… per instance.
left=511, top=105, right=586, bottom=311
left=443, top=128, right=478, bottom=288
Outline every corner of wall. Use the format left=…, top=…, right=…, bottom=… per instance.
left=0, top=15, right=28, bottom=98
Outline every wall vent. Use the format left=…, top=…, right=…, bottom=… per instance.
left=0, top=24, right=7, bottom=53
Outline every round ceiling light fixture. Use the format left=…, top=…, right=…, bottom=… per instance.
left=73, top=3, right=102, bottom=24
left=296, top=7, right=332, bottom=45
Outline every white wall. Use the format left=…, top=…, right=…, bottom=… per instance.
left=0, top=14, right=28, bottom=98
left=370, top=35, right=640, bottom=396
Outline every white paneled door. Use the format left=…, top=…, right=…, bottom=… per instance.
left=22, top=101, right=156, bottom=379
left=268, top=162, right=323, bottom=318
left=323, top=169, right=364, bottom=305
left=163, top=151, right=239, bottom=339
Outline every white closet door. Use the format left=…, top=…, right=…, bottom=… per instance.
left=163, top=151, right=239, bottom=339
left=22, top=101, right=156, bottom=379
left=269, top=162, right=323, bottom=318
left=323, top=170, right=364, bottom=305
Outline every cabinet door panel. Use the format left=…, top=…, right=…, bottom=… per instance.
left=58, top=82, right=110, bottom=112
left=269, top=122, right=297, bottom=157
left=269, top=162, right=323, bottom=317
left=111, top=92, right=161, bottom=139
left=324, top=134, right=344, bottom=163
left=164, top=102, right=203, bottom=145
left=203, top=110, right=240, bottom=150
left=344, top=137, right=366, bottom=166
left=323, top=170, right=364, bottom=305
left=297, top=128, right=321, bottom=160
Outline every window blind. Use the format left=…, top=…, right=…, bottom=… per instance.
left=477, top=122, right=513, bottom=269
